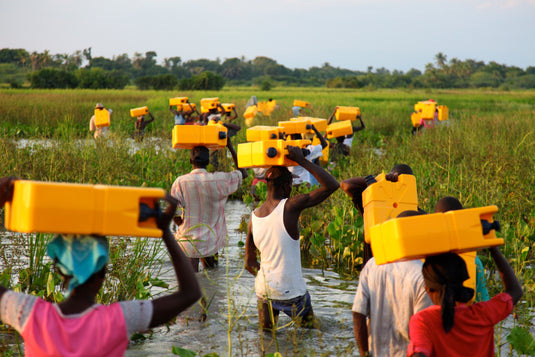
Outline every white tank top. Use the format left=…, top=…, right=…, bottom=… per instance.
left=252, top=199, right=307, bottom=300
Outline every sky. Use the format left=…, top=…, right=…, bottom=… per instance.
left=1, top=0, right=534, bottom=72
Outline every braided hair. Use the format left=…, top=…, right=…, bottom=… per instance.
left=422, top=253, right=474, bottom=333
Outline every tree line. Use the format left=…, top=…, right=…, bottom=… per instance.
left=1, top=48, right=534, bottom=90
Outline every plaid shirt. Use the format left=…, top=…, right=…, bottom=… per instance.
left=171, top=168, right=242, bottom=257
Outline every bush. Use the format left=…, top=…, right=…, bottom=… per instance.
left=179, top=71, right=225, bottom=90
left=30, top=68, right=78, bottom=89
left=134, top=74, right=178, bottom=90
left=77, top=68, right=129, bottom=89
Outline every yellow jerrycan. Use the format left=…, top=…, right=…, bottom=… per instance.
left=369, top=206, right=503, bottom=265
left=200, top=97, right=220, bottom=113
left=293, top=100, right=311, bottom=108
left=326, top=120, right=353, bottom=139
left=335, top=106, right=361, bottom=121
left=414, top=101, right=436, bottom=120
left=246, top=126, right=285, bottom=142
left=130, top=106, right=149, bottom=117
left=94, top=108, right=110, bottom=128
left=169, top=97, right=189, bottom=107
left=290, top=117, right=328, bottom=133
left=278, top=120, right=310, bottom=135
left=237, top=139, right=311, bottom=168
left=172, top=124, right=228, bottom=149
left=437, top=105, right=449, bottom=121
left=362, top=173, right=418, bottom=244
left=4, top=180, right=166, bottom=238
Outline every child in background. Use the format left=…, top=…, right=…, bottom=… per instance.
left=408, top=249, right=522, bottom=357
left=0, top=177, right=201, bottom=357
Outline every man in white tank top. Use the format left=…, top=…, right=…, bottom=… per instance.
left=245, top=146, right=339, bottom=329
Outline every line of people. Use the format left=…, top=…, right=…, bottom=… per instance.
left=0, top=153, right=523, bottom=356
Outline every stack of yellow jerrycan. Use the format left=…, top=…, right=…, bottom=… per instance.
left=200, top=97, right=220, bottom=113
left=4, top=180, right=166, bottom=238
left=411, top=100, right=448, bottom=128
left=182, top=103, right=196, bottom=112
left=94, top=107, right=110, bottom=128
left=334, top=106, right=361, bottom=121
left=362, top=173, right=419, bottom=244
left=130, top=106, right=149, bottom=117
left=237, top=139, right=311, bottom=168
left=246, top=126, right=285, bottom=142
left=169, top=97, right=189, bottom=109
left=369, top=206, right=503, bottom=265
left=172, top=123, right=228, bottom=149
left=312, top=136, right=330, bottom=165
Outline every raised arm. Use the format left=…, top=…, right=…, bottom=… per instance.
left=285, top=145, right=339, bottom=213
left=0, top=177, right=18, bottom=300
left=149, top=194, right=201, bottom=328
left=489, top=247, right=523, bottom=304
left=327, top=107, right=337, bottom=124
left=340, top=176, right=367, bottom=214
left=311, top=125, right=328, bottom=149
left=145, top=112, right=155, bottom=124
left=226, top=137, right=248, bottom=179
left=353, top=117, right=365, bottom=133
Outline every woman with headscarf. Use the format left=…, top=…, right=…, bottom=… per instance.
left=0, top=177, right=201, bottom=357
left=408, top=249, right=523, bottom=357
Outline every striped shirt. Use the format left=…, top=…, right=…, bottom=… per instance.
left=171, top=168, right=242, bottom=258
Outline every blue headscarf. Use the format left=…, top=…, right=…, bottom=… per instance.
left=47, top=234, right=109, bottom=296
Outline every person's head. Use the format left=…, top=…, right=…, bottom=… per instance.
left=266, top=166, right=293, bottom=198
left=422, top=253, right=474, bottom=332
left=137, top=115, right=144, bottom=121
left=397, top=210, right=424, bottom=218
left=434, top=196, right=463, bottom=213
left=47, top=234, right=109, bottom=296
left=190, top=146, right=210, bottom=168
left=95, top=103, right=104, bottom=109
left=389, top=164, right=414, bottom=176
left=290, top=133, right=302, bottom=140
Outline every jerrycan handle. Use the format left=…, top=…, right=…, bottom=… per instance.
left=139, top=203, right=162, bottom=222
left=365, top=175, right=377, bottom=187
left=481, top=219, right=501, bottom=235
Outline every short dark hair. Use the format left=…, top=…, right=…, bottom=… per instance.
left=266, top=166, right=293, bottom=188
left=390, top=164, right=414, bottom=176
left=191, top=146, right=210, bottom=166
left=434, top=196, right=463, bottom=213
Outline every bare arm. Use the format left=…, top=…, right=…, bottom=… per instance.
left=353, top=312, right=369, bottom=356
left=150, top=195, right=201, bottom=328
left=489, top=247, right=523, bottom=304
left=340, top=177, right=367, bottom=214
left=145, top=112, right=155, bottom=124
left=285, top=145, right=339, bottom=213
left=327, top=108, right=337, bottom=124
left=311, top=125, right=328, bottom=149
left=227, top=137, right=248, bottom=179
left=244, top=219, right=260, bottom=276
left=0, top=177, right=18, bottom=300
left=353, top=117, right=365, bottom=133
left=169, top=105, right=179, bottom=116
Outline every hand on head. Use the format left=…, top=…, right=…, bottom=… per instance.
left=286, top=145, right=305, bottom=162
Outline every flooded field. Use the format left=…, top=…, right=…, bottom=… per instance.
left=125, top=200, right=359, bottom=357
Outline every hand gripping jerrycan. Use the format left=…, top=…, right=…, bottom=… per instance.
left=94, top=108, right=110, bottom=128
left=4, top=180, right=166, bottom=238
left=130, top=106, right=149, bottom=117
left=369, top=206, right=503, bottom=265
left=237, top=139, right=311, bottom=168
left=362, top=173, right=418, bottom=244
left=246, top=126, right=285, bottom=142
left=172, top=124, right=227, bottom=149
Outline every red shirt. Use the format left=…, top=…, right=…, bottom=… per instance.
left=408, top=293, right=513, bottom=357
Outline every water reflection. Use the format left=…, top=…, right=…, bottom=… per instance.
left=126, top=200, right=359, bottom=356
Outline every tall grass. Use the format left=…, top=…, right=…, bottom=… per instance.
left=1, top=87, right=535, bottom=353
